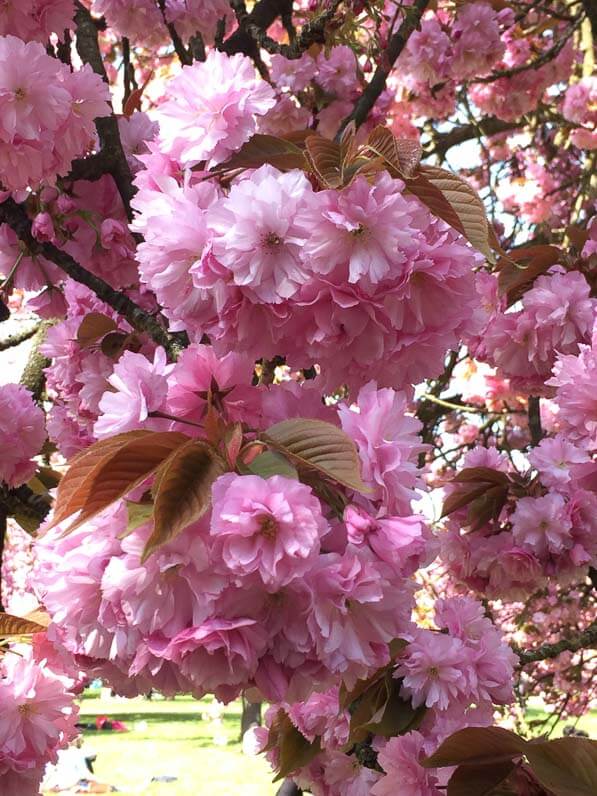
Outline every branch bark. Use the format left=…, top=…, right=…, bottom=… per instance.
left=0, top=324, right=40, bottom=352
left=425, top=117, right=523, bottom=160
left=528, top=396, right=543, bottom=446
left=74, top=2, right=136, bottom=220
left=516, top=619, right=597, bottom=665
left=0, top=199, right=185, bottom=361
left=337, top=0, right=429, bottom=137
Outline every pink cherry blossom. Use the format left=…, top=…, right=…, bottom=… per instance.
left=511, top=494, right=573, bottom=556
left=210, top=473, right=329, bottom=587
left=373, top=732, right=442, bottom=796
left=338, top=382, right=425, bottom=514
left=208, top=165, right=312, bottom=303
left=0, top=384, right=45, bottom=487
left=94, top=347, right=172, bottom=438
left=156, top=50, right=276, bottom=168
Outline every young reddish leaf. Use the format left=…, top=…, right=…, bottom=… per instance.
left=224, top=423, right=244, bottom=468
left=0, top=611, right=47, bottom=637
left=52, top=431, right=190, bottom=533
left=524, top=737, right=597, bottom=796
left=142, top=440, right=226, bottom=560
left=123, top=69, right=153, bottom=116
left=263, top=418, right=370, bottom=493
left=447, top=761, right=517, bottom=796
left=50, top=431, right=151, bottom=528
left=423, top=727, right=527, bottom=768
left=100, top=331, right=130, bottom=359
left=213, top=134, right=307, bottom=174
left=453, top=467, right=510, bottom=485
left=305, top=134, right=344, bottom=188
left=76, top=312, right=117, bottom=348
left=365, top=126, right=422, bottom=178
left=497, top=245, right=561, bottom=306
left=265, top=710, right=321, bottom=781
left=466, top=484, right=510, bottom=531
left=405, top=165, right=493, bottom=260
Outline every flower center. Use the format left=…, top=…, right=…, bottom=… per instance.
left=539, top=520, right=550, bottom=531
left=263, top=232, right=282, bottom=249
left=18, top=703, right=36, bottom=716
left=14, top=87, right=26, bottom=101
left=350, top=224, right=366, bottom=237
left=257, top=513, right=279, bottom=539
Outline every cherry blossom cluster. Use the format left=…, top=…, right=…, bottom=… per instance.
left=91, top=0, right=232, bottom=47
left=0, top=643, right=79, bottom=796
left=132, top=54, right=482, bottom=394
left=0, top=383, right=45, bottom=488
left=441, top=443, right=597, bottom=599
left=0, top=0, right=74, bottom=43
left=254, top=596, right=516, bottom=796
left=0, top=35, right=111, bottom=192
left=471, top=269, right=595, bottom=394
left=35, top=348, right=435, bottom=705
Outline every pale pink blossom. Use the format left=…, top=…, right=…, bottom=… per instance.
left=210, top=473, right=329, bottom=587
left=156, top=50, right=275, bottom=168
left=511, top=494, right=573, bottom=557
left=0, top=384, right=45, bottom=487
left=94, top=347, right=172, bottom=438
left=338, top=382, right=425, bottom=514
left=373, top=732, right=442, bottom=796
left=208, top=165, right=312, bottom=303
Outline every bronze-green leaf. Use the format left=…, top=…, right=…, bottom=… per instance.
left=0, top=611, right=47, bottom=637
left=51, top=430, right=190, bottom=533
left=142, top=440, right=226, bottom=560
left=423, top=727, right=527, bottom=768
left=263, top=418, right=370, bottom=493
left=405, top=165, right=494, bottom=261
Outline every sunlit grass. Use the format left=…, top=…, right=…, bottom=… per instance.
left=72, top=695, right=278, bottom=796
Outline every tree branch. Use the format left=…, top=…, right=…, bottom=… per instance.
left=515, top=619, right=597, bottom=665
left=528, top=396, right=543, bottom=446
left=336, top=0, right=429, bottom=137
left=425, top=117, right=523, bottom=160
left=74, top=2, right=136, bottom=220
left=0, top=199, right=185, bottom=361
left=157, top=0, right=193, bottom=65
left=0, top=484, right=52, bottom=529
left=0, top=324, right=40, bottom=352
left=229, top=0, right=341, bottom=59
left=221, top=0, right=291, bottom=57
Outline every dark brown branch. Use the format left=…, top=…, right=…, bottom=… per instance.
left=515, top=619, right=597, bottom=665
left=0, top=324, right=40, bottom=352
left=0, top=199, right=185, bottom=361
left=20, top=322, right=53, bottom=403
left=229, top=0, right=340, bottom=59
left=337, top=0, right=429, bottom=137
left=221, top=0, right=290, bottom=56
left=582, top=0, right=597, bottom=37
left=74, top=2, right=136, bottom=220
left=528, top=395, right=543, bottom=446
left=426, top=117, right=523, bottom=160
left=157, top=0, right=193, bottom=65
left=0, top=484, right=52, bottom=528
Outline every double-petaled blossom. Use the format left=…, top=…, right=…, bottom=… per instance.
left=338, top=382, right=425, bottom=514
left=0, top=35, right=110, bottom=190
left=156, top=50, right=275, bottom=168
left=0, top=384, right=45, bottom=487
left=210, top=474, right=329, bottom=588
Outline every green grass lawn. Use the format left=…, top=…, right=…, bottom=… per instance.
left=76, top=695, right=278, bottom=796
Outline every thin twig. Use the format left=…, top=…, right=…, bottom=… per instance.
left=515, top=619, right=597, bottom=665
left=336, top=0, right=429, bottom=137
left=0, top=199, right=185, bottom=361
